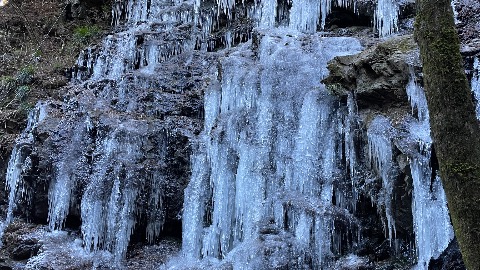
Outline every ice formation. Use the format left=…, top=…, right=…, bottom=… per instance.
left=471, top=56, right=480, bottom=119
left=181, top=29, right=363, bottom=268
left=1, top=0, right=450, bottom=268
left=75, top=0, right=402, bottom=84
left=366, top=115, right=397, bottom=244
left=288, top=0, right=399, bottom=35
left=5, top=103, right=48, bottom=224
left=375, top=0, right=399, bottom=37
left=405, top=75, right=454, bottom=269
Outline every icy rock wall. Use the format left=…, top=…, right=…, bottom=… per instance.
left=79, top=122, right=168, bottom=262
left=363, top=73, right=454, bottom=269
left=4, top=104, right=171, bottom=264
left=181, top=29, right=363, bottom=268
left=75, top=0, right=402, bottom=82
left=5, top=103, right=48, bottom=225
left=2, top=0, right=424, bottom=268
left=4, top=0, right=207, bottom=265
left=75, top=0, right=199, bottom=81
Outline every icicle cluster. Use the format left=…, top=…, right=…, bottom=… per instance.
left=405, top=74, right=454, bottom=269
left=0, top=102, right=170, bottom=264
left=366, top=116, right=397, bottom=244
left=374, top=0, right=399, bottom=37
left=182, top=29, right=363, bottom=268
left=75, top=0, right=198, bottom=82
left=342, top=94, right=360, bottom=207
left=1, top=103, right=48, bottom=247
left=5, top=103, right=48, bottom=223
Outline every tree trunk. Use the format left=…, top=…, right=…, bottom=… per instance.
left=415, top=0, right=480, bottom=269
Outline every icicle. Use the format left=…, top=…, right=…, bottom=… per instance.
left=406, top=71, right=432, bottom=150
left=289, top=0, right=323, bottom=33
left=471, top=57, right=480, bottom=119
left=145, top=171, right=165, bottom=244
left=259, top=0, right=277, bottom=28
left=374, top=0, right=399, bottom=37
left=5, top=103, right=48, bottom=224
left=339, top=93, right=360, bottom=212
left=404, top=74, right=454, bottom=269
left=0, top=103, right=48, bottom=247
left=406, top=73, right=429, bottom=123
left=367, top=116, right=397, bottom=244
left=182, top=151, right=210, bottom=258
left=411, top=157, right=454, bottom=270
left=181, top=30, right=362, bottom=267
left=345, top=94, right=357, bottom=180
left=77, top=124, right=166, bottom=264
left=48, top=115, right=92, bottom=230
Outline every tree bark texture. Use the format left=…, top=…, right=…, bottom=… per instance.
left=415, top=0, right=480, bottom=268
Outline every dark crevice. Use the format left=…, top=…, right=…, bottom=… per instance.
left=325, top=6, right=372, bottom=29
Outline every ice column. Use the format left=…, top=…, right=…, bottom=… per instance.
left=47, top=120, right=90, bottom=230
left=259, top=0, right=277, bottom=27
left=471, top=57, right=480, bottom=119
left=181, top=31, right=363, bottom=267
left=411, top=159, right=453, bottom=270
left=367, top=116, right=396, bottom=244
left=406, top=76, right=454, bottom=270
left=289, top=0, right=323, bottom=32
left=374, top=0, right=399, bottom=37
left=5, top=103, right=48, bottom=223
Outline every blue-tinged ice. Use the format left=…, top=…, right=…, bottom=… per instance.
left=375, top=0, right=399, bottom=37
left=471, top=57, right=480, bottom=119
left=1, top=103, right=48, bottom=246
left=181, top=29, right=363, bottom=268
left=367, top=115, right=397, bottom=244
left=259, top=0, right=277, bottom=27
left=411, top=157, right=454, bottom=270
left=405, top=75, right=454, bottom=269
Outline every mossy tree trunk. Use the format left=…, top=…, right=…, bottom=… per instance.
left=415, top=0, right=480, bottom=269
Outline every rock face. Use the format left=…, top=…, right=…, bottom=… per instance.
left=429, top=239, right=466, bottom=270
left=322, top=35, right=419, bottom=109
left=0, top=0, right=112, bottom=220
left=0, top=0, right=478, bottom=269
left=4, top=50, right=214, bottom=263
left=455, top=0, right=480, bottom=47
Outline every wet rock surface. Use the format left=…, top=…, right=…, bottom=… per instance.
left=429, top=238, right=466, bottom=270
left=455, top=0, right=480, bottom=48
left=0, top=0, right=112, bottom=218
left=14, top=51, right=216, bottom=241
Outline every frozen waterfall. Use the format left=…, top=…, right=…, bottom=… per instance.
left=1, top=0, right=455, bottom=268
left=180, top=29, right=363, bottom=268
